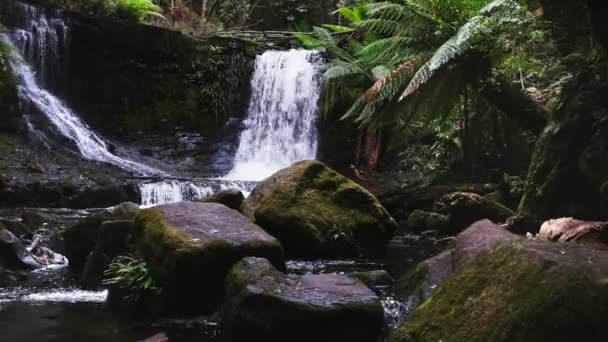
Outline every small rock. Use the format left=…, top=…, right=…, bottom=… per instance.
left=350, top=270, right=394, bottom=287
left=406, top=210, right=449, bottom=233
left=200, top=189, right=245, bottom=210
left=538, top=217, right=608, bottom=249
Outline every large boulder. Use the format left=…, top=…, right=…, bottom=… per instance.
left=224, top=257, right=384, bottom=342
left=242, top=161, right=396, bottom=257
left=434, top=192, right=514, bottom=233
left=538, top=217, right=608, bottom=250
left=397, top=220, right=520, bottom=302
left=200, top=189, right=245, bottom=210
left=391, top=238, right=608, bottom=342
left=127, top=202, right=285, bottom=314
left=63, top=202, right=139, bottom=273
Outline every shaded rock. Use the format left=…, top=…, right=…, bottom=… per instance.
left=538, top=217, right=608, bottom=249
left=376, top=183, right=498, bottom=221
left=397, top=220, right=519, bottom=302
left=0, top=228, right=33, bottom=269
left=391, top=238, right=608, bottom=342
left=127, top=202, right=285, bottom=314
left=0, top=267, right=28, bottom=286
left=242, top=161, right=396, bottom=257
left=224, top=257, right=384, bottom=342
left=434, top=192, right=513, bottom=234
left=63, top=202, right=139, bottom=273
left=21, top=211, right=60, bottom=230
left=200, top=189, right=245, bottom=210
left=406, top=210, right=449, bottom=233
left=0, top=219, right=33, bottom=238
left=350, top=270, right=394, bottom=287
left=81, top=220, right=134, bottom=288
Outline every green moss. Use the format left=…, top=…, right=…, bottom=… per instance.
left=0, top=135, right=15, bottom=154
left=391, top=241, right=608, bottom=342
left=249, top=161, right=396, bottom=257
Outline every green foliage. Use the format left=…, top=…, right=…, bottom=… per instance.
left=103, top=255, right=161, bottom=303
left=115, top=0, right=162, bottom=22
left=188, top=45, right=253, bottom=118
left=217, top=0, right=250, bottom=28
left=53, top=0, right=162, bottom=22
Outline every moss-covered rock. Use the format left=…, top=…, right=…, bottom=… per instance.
left=406, top=210, right=449, bottom=233
left=434, top=192, right=514, bottom=234
left=390, top=239, right=608, bottom=342
left=242, top=161, right=396, bottom=257
left=128, top=202, right=285, bottom=314
left=224, top=257, right=384, bottom=342
left=63, top=202, right=139, bottom=273
left=396, top=220, right=520, bottom=303
left=350, top=269, right=394, bottom=287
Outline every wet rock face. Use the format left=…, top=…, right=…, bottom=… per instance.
left=242, top=161, right=396, bottom=258
left=128, top=202, right=285, bottom=314
left=538, top=217, right=608, bottom=249
left=224, top=257, right=384, bottom=342
left=391, top=238, right=608, bottom=342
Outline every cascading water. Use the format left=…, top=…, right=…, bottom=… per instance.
left=0, top=2, right=163, bottom=177
left=226, top=49, right=322, bottom=181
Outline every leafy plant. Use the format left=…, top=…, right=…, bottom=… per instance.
left=103, top=255, right=161, bottom=303
left=115, top=0, right=162, bottom=22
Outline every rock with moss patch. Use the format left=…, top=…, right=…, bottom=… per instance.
left=406, top=210, right=449, bottom=233
left=350, top=269, right=394, bottom=287
left=224, top=257, right=384, bottom=342
left=200, top=189, right=245, bottom=210
left=127, top=202, right=285, bottom=314
left=396, top=220, right=519, bottom=303
left=242, top=161, right=396, bottom=257
left=63, top=202, right=139, bottom=273
left=434, top=192, right=514, bottom=234
left=391, top=238, right=608, bottom=342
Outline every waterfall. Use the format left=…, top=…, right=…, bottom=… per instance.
left=226, top=49, right=322, bottom=181
left=0, top=2, right=164, bottom=177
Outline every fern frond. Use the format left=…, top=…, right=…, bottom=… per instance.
left=399, top=16, right=489, bottom=101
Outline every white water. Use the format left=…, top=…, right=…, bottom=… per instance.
left=139, top=179, right=256, bottom=208
left=0, top=2, right=164, bottom=177
left=0, top=288, right=108, bottom=304
left=226, top=49, right=322, bottom=181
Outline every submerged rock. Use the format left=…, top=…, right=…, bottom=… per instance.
left=224, top=257, right=384, bottom=342
left=128, top=202, right=285, bottom=314
left=242, top=161, right=396, bottom=257
left=0, top=228, right=32, bottom=269
left=538, top=217, right=608, bottom=249
left=391, top=238, right=608, bottom=342
left=350, top=269, right=394, bottom=287
left=0, top=219, right=33, bottom=238
left=63, top=202, right=139, bottom=273
left=200, top=189, right=245, bottom=210
left=434, top=192, right=513, bottom=233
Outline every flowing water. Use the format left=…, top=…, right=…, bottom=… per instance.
left=226, top=49, right=322, bottom=181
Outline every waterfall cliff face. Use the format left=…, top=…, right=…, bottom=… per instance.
left=226, top=49, right=322, bottom=181
left=0, top=1, right=164, bottom=177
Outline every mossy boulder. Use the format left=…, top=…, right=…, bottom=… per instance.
left=406, top=210, right=449, bottom=233
left=434, top=192, right=514, bottom=234
left=224, top=257, right=384, bottom=342
left=63, top=202, right=139, bottom=273
left=390, top=239, right=608, bottom=342
left=128, top=202, right=285, bottom=314
left=242, top=161, right=396, bottom=257
left=200, top=189, right=245, bottom=211
left=396, top=220, right=520, bottom=303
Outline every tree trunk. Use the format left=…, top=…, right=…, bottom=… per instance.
left=201, top=0, right=207, bottom=18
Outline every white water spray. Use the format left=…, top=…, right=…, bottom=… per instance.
left=226, top=49, right=322, bottom=181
